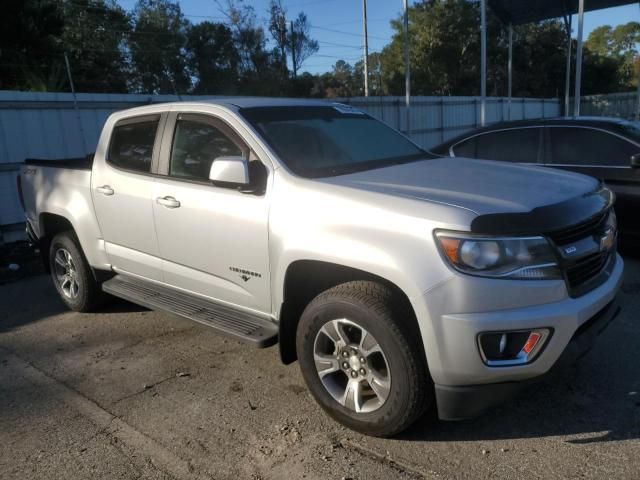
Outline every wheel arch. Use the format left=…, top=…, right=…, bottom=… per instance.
left=38, top=213, right=76, bottom=274
left=278, top=259, right=424, bottom=365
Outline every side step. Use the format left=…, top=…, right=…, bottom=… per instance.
left=102, top=275, right=278, bottom=347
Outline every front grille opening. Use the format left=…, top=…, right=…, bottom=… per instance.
left=545, top=208, right=614, bottom=297
left=547, top=211, right=607, bottom=246
left=566, top=251, right=610, bottom=290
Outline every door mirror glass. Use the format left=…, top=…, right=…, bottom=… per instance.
left=631, top=153, right=640, bottom=169
left=209, top=156, right=250, bottom=185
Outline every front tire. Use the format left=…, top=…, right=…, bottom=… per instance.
left=296, top=281, right=433, bottom=437
left=49, top=231, right=104, bottom=312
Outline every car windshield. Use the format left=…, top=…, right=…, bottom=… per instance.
left=240, top=106, right=428, bottom=178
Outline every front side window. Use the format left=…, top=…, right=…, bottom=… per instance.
left=453, top=128, right=541, bottom=163
left=170, top=116, right=245, bottom=181
left=240, top=106, right=426, bottom=178
left=108, top=116, right=160, bottom=173
left=451, top=137, right=476, bottom=157
left=475, top=128, right=541, bottom=163
left=547, top=127, right=638, bottom=167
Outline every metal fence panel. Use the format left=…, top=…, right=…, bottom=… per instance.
left=0, top=90, right=561, bottom=234
left=579, top=91, right=639, bottom=119
left=340, top=96, right=560, bottom=148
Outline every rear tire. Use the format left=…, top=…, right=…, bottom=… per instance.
left=296, top=281, right=433, bottom=437
left=49, top=231, right=104, bottom=312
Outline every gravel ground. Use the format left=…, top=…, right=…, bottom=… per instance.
left=0, top=258, right=639, bottom=480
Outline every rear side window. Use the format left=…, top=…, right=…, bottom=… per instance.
left=108, top=116, right=160, bottom=173
left=453, top=128, right=541, bottom=163
left=547, top=127, right=638, bottom=167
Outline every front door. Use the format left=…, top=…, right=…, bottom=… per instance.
left=91, top=114, right=165, bottom=281
left=151, top=112, right=272, bottom=313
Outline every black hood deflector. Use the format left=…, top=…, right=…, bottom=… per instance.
left=470, top=187, right=614, bottom=236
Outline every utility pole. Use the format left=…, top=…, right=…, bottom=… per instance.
left=362, top=0, right=369, bottom=96
left=507, top=23, right=513, bottom=120
left=402, top=0, right=410, bottom=134
left=64, top=52, right=88, bottom=155
left=480, top=0, right=487, bottom=126
left=636, top=55, right=640, bottom=120
left=563, top=15, right=572, bottom=117
left=573, top=0, right=585, bottom=116
left=290, top=20, right=297, bottom=78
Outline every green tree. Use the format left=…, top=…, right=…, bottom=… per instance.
left=61, top=0, right=131, bottom=93
left=268, top=0, right=288, bottom=70
left=216, top=0, right=288, bottom=95
left=0, top=0, right=64, bottom=90
left=586, top=22, right=640, bottom=88
left=186, top=22, right=239, bottom=94
left=376, top=0, right=622, bottom=98
left=380, top=0, right=481, bottom=96
left=287, top=12, right=319, bottom=76
left=129, top=0, right=191, bottom=94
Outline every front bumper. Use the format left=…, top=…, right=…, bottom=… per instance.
left=412, top=252, right=623, bottom=420
left=434, top=299, right=621, bottom=420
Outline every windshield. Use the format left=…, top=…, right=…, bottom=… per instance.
left=240, top=106, right=428, bottom=178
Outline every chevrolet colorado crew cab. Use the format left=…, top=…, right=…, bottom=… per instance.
left=19, top=98, right=622, bottom=437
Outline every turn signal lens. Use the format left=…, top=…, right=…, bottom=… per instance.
left=439, top=237, right=460, bottom=263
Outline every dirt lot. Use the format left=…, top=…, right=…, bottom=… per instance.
left=1, top=258, right=639, bottom=480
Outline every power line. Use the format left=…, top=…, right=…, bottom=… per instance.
left=310, top=25, right=388, bottom=41
left=317, top=40, right=362, bottom=49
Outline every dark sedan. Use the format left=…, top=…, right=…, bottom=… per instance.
left=431, top=117, right=640, bottom=239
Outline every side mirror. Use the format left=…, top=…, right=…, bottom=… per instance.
left=209, top=156, right=250, bottom=186
left=631, top=153, right=640, bottom=169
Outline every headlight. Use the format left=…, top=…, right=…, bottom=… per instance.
left=435, top=231, right=561, bottom=279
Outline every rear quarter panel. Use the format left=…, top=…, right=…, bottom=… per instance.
left=21, top=165, right=109, bottom=269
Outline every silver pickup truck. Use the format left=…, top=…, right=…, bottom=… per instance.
left=18, top=98, right=623, bottom=437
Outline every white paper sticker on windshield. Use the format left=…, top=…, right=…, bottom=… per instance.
left=332, top=104, right=365, bottom=115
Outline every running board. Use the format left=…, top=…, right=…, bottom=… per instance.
left=102, top=275, right=278, bottom=347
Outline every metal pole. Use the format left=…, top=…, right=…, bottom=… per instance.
left=573, top=0, right=584, bottom=116
left=480, top=0, right=487, bottom=126
left=64, top=52, right=88, bottom=155
left=290, top=20, right=297, bottom=78
left=564, top=15, right=572, bottom=117
left=507, top=23, right=513, bottom=120
left=636, top=55, right=640, bottom=120
left=362, top=0, right=369, bottom=97
left=403, top=0, right=410, bottom=135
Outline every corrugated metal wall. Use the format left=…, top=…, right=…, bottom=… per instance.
left=341, top=96, right=560, bottom=148
left=0, top=90, right=560, bottom=237
left=579, top=91, right=640, bottom=119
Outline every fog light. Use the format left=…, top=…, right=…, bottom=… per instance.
left=478, top=329, right=551, bottom=366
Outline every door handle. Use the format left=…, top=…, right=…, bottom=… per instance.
left=156, top=196, right=181, bottom=209
left=96, top=185, right=114, bottom=196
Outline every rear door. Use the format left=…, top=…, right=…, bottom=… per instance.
left=151, top=111, right=272, bottom=313
left=91, top=113, right=166, bottom=281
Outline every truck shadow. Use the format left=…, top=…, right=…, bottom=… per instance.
left=401, top=324, right=639, bottom=443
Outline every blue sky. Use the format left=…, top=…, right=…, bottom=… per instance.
left=118, top=0, right=640, bottom=74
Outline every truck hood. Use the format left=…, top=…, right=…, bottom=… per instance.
left=319, top=157, right=600, bottom=217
